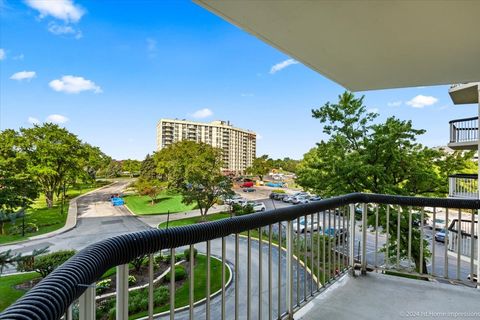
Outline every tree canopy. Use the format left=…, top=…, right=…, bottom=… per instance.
left=155, top=141, right=232, bottom=218
left=246, top=155, right=273, bottom=181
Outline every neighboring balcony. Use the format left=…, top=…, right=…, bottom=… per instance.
left=449, top=82, right=479, bottom=105
left=448, top=117, right=478, bottom=150
left=449, top=174, right=478, bottom=199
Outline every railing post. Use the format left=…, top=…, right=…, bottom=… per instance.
left=361, top=203, right=367, bottom=275
left=349, top=204, right=355, bottom=274
left=65, top=304, right=73, bottom=320
left=116, top=264, right=129, bottom=320
left=79, top=284, right=96, bottom=320
left=286, top=220, right=293, bottom=319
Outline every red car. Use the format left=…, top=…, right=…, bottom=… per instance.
left=240, top=181, right=254, bottom=188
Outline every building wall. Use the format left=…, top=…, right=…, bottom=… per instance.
left=156, top=119, right=256, bottom=173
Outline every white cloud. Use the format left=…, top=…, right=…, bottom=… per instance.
left=387, top=100, right=402, bottom=107
left=406, top=95, right=438, bottom=108
left=46, top=114, right=69, bottom=124
left=367, top=108, right=379, bottom=113
left=27, top=116, right=40, bottom=125
left=270, top=58, right=299, bottom=74
left=191, top=108, right=213, bottom=119
left=25, top=0, right=85, bottom=23
left=13, top=53, right=24, bottom=60
left=49, top=75, right=102, bottom=94
left=256, top=133, right=263, bottom=140
left=48, top=22, right=82, bottom=38
left=10, top=71, right=36, bottom=81
left=0, top=49, right=5, bottom=60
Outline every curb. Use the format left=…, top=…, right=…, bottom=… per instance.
left=0, top=182, right=116, bottom=247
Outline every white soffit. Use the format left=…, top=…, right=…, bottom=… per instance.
left=194, top=0, right=480, bottom=91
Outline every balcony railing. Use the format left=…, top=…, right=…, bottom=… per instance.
left=1, top=193, right=480, bottom=320
left=449, top=116, right=479, bottom=144
left=449, top=174, right=478, bottom=199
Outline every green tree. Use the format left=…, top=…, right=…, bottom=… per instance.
left=246, top=155, right=273, bottom=181
left=140, top=154, right=158, bottom=180
left=135, top=178, right=165, bottom=205
left=122, top=159, right=141, bottom=177
left=297, top=91, right=473, bottom=273
left=20, top=124, right=88, bottom=208
left=155, top=141, right=233, bottom=220
left=0, top=130, right=39, bottom=234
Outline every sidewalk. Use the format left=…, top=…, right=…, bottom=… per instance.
left=136, top=205, right=229, bottom=228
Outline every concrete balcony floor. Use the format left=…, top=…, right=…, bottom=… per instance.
left=296, top=272, right=480, bottom=320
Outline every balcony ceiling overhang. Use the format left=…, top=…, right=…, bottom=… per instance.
left=194, top=0, right=480, bottom=91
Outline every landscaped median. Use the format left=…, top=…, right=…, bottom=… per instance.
left=0, top=250, right=231, bottom=318
left=0, top=181, right=110, bottom=245
left=124, top=192, right=196, bottom=215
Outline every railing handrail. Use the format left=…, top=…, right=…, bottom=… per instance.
left=449, top=174, right=478, bottom=179
left=2, top=192, right=480, bottom=319
left=449, top=116, right=478, bottom=125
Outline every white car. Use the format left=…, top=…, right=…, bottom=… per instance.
left=427, top=217, right=446, bottom=230
left=243, top=201, right=266, bottom=212
left=225, top=194, right=242, bottom=205
left=293, top=217, right=320, bottom=233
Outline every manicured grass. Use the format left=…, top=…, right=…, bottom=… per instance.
left=158, top=212, right=232, bottom=229
left=129, top=254, right=229, bottom=318
left=0, top=272, right=41, bottom=311
left=124, top=193, right=197, bottom=215
left=0, top=181, right=109, bottom=245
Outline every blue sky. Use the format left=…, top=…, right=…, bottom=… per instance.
left=0, top=0, right=477, bottom=160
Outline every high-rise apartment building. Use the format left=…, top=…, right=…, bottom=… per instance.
left=157, top=119, right=256, bottom=174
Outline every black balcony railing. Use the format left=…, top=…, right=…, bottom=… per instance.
left=2, top=193, right=480, bottom=320
left=449, top=116, right=478, bottom=144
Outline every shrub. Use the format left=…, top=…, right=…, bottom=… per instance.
left=130, top=254, right=148, bottom=272
left=154, top=286, right=169, bottom=306
left=96, top=279, right=112, bottom=295
left=164, top=265, right=186, bottom=282
left=9, top=223, right=39, bottom=235
left=272, top=189, right=286, bottom=193
left=128, top=275, right=137, bottom=285
left=184, top=248, right=198, bottom=261
left=32, top=250, right=76, bottom=278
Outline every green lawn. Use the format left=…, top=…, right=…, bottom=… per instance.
left=0, top=181, right=109, bottom=245
left=158, top=212, right=232, bottom=229
left=129, top=254, right=229, bottom=318
left=124, top=193, right=197, bottom=215
left=0, top=272, right=41, bottom=311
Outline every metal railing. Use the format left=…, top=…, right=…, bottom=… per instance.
left=449, top=117, right=478, bottom=144
left=449, top=174, right=478, bottom=199
left=2, top=193, right=480, bottom=320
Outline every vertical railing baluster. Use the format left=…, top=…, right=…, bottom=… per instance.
left=328, top=209, right=332, bottom=280
left=348, top=204, right=354, bottom=273
left=333, top=209, right=337, bottom=278
left=432, top=208, right=436, bottom=277
left=65, top=304, right=73, bottom=320
left=286, top=220, right=293, bottom=320
left=386, top=205, right=390, bottom=268
left=189, top=244, right=194, bottom=320
left=310, top=213, right=314, bottom=296
left=117, top=264, right=129, bottom=320
left=375, top=204, right=379, bottom=270
left=317, top=211, right=321, bottom=289
left=79, top=284, right=96, bottom=320
left=342, top=207, right=346, bottom=270
left=148, top=254, right=154, bottom=320
left=361, top=203, right=367, bottom=275
left=445, top=208, right=449, bottom=279
left=268, top=224, right=273, bottom=320
left=408, top=207, right=412, bottom=269
left=170, top=248, right=175, bottom=320
left=277, top=222, right=282, bottom=319
left=396, top=206, right=401, bottom=270
left=470, top=209, right=475, bottom=283
left=303, top=214, right=307, bottom=301
left=296, top=217, right=300, bottom=306
left=206, top=241, right=211, bottom=320
left=235, top=233, right=239, bottom=320
left=222, top=237, right=226, bottom=319
left=420, top=208, right=424, bottom=275
left=457, top=209, right=462, bottom=280
left=247, top=230, right=251, bottom=320
left=258, top=228, right=263, bottom=320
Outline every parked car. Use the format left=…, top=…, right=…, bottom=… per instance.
left=274, top=193, right=288, bottom=200
left=266, top=182, right=284, bottom=188
left=435, top=229, right=446, bottom=242
left=252, top=202, right=266, bottom=212
left=233, top=198, right=247, bottom=205
left=427, top=218, right=446, bottom=230
left=292, top=195, right=310, bottom=204
left=240, top=181, right=254, bottom=188
left=323, top=227, right=349, bottom=243
left=225, top=194, right=242, bottom=205
left=310, top=195, right=322, bottom=202
left=243, top=187, right=256, bottom=192
left=284, top=192, right=308, bottom=203
left=293, top=217, right=320, bottom=233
